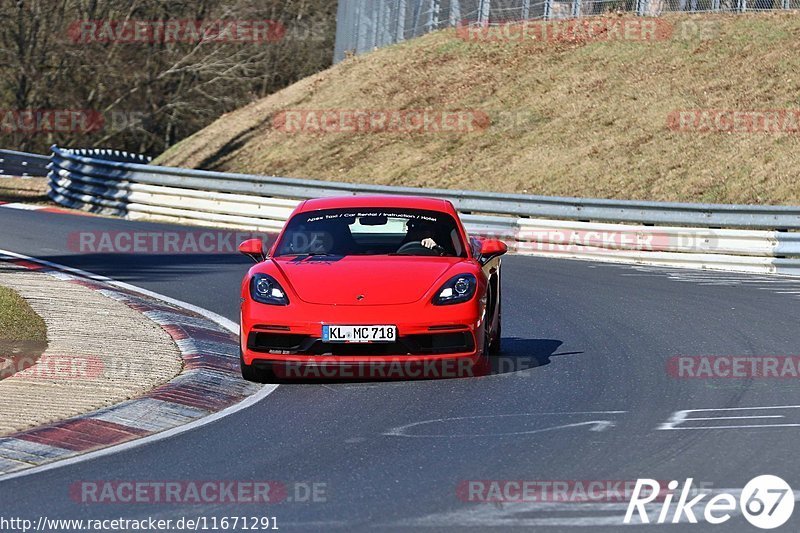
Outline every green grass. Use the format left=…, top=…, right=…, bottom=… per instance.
left=0, top=285, right=47, bottom=342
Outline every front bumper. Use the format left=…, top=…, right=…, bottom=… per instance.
left=240, top=300, right=486, bottom=379
left=243, top=329, right=481, bottom=372
left=249, top=351, right=485, bottom=380
left=248, top=328, right=476, bottom=356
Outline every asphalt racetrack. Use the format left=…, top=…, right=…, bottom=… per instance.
left=2, top=207, right=800, bottom=531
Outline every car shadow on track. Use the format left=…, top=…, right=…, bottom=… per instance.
left=257, top=338, right=583, bottom=385
left=486, top=338, right=582, bottom=377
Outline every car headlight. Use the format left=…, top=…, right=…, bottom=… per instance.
left=250, top=274, right=289, bottom=306
left=433, top=274, right=477, bottom=305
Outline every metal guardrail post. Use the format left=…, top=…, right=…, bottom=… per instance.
left=370, top=1, right=379, bottom=49
left=333, top=0, right=351, bottom=62
left=379, top=2, right=390, bottom=47
left=355, top=0, right=367, bottom=52
left=397, top=0, right=407, bottom=41
left=412, top=0, right=423, bottom=34
left=478, top=0, right=491, bottom=24
left=427, top=0, right=440, bottom=31
left=449, top=0, right=461, bottom=26
left=544, top=0, right=553, bottom=20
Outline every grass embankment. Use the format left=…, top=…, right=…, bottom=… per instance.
left=0, top=177, right=49, bottom=204
left=156, top=13, right=800, bottom=205
left=0, top=284, right=47, bottom=380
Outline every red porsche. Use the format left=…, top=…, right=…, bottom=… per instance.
left=237, top=195, right=507, bottom=381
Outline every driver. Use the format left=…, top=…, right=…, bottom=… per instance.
left=402, top=219, right=440, bottom=250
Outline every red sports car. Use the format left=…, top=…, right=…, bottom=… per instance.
left=237, top=195, right=507, bottom=381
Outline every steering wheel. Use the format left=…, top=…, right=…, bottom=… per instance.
left=396, top=241, right=445, bottom=256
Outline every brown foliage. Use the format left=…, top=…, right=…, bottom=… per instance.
left=0, top=0, right=335, bottom=155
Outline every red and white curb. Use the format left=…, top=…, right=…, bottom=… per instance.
left=0, top=251, right=275, bottom=479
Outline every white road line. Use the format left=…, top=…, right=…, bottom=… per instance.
left=666, top=424, right=800, bottom=430
left=0, top=248, right=278, bottom=483
left=393, top=490, right=800, bottom=528
left=0, top=248, right=237, bottom=331
left=687, top=415, right=785, bottom=421
left=658, top=405, right=800, bottom=431
left=686, top=405, right=800, bottom=411
left=385, top=411, right=627, bottom=438
left=0, top=203, right=44, bottom=210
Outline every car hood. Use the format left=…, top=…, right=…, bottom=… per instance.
left=272, top=256, right=464, bottom=305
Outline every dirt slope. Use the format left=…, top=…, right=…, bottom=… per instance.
left=156, top=13, right=800, bottom=205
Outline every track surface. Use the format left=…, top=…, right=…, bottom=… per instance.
left=2, top=208, right=800, bottom=531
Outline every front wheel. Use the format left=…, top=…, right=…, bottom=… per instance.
left=487, top=281, right=502, bottom=356
left=489, top=314, right=502, bottom=355
left=240, top=349, right=273, bottom=383
left=482, top=315, right=502, bottom=357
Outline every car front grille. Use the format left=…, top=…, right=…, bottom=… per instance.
left=247, top=331, right=474, bottom=356
left=248, top=332, right=309, bottom=352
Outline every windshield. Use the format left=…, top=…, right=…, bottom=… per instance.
left=274, top=208, right=466, bottom=257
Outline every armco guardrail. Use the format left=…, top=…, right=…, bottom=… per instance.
left=59, top=148, right=153, bottom=165
left=46, top=145, right=800, bottom=276
left=0, top=149, right=49, bottom=177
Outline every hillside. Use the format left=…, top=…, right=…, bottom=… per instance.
left=156, top=13, right=800, bottom=205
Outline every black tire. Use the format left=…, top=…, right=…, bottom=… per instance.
left=240, top=349, right=273, bottom=383
left=488, top=277, right=502, bottom=356
left=489, top=312, right=502, bottom=355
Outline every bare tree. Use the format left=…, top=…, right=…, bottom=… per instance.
left=0, top=0, right=336, bottom=155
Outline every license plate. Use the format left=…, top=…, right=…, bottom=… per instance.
left=322, top=325, right=397, bottom=343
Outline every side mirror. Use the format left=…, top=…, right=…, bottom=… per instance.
left=239, top=239, right=265, bottom=263
left=479, top=238, right=508, bottom=262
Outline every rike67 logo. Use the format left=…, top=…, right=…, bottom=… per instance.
left=624, top=476, right=794, bottom=529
